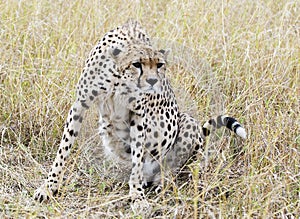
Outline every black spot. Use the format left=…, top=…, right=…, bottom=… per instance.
left=69, top=130, right=74, bottom=136
left=150, top=149, right=159, bottom=157
left=135, top=105, right=141, bottom=110
left=177, top=137, right=182, bottom=142
left=187, top=144, right=192, bottom=149
left=202, top=127, right=210, bottom=136
left=167, top=124, right=172, bottom=131
left=166, top=111, right=170, bottom=119
left=159, top=49, right=166, bottom=55
left=137, top=125, right=143, bottom=131
left=125, top=147, right=131, bottom=154
left=128, top=97, right=136, bottom=103
left=130, top=120, right=135, bottom=126
left=209, top=119, right=216, bottom=127
left=81, top=101, right=89, bottom=109
left=53, top=190, right=58, bottom=196
left=173, top=130, right=177, bottom=138
left=92, top=90, right=98, bottom=96
left=112, top=48, right=121, bottom=56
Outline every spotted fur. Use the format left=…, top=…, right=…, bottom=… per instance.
left=34, top=20, right=246, bottom=214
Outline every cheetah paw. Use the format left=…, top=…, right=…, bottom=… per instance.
left=34, top=183, right=57, bottom=203
left=131, top=198, right=152, bottom=216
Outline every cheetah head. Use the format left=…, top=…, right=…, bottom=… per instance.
left=110, top=44, right=169, bottom=93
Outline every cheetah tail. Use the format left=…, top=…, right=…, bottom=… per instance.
left=202, top=115, right=247, bottom=139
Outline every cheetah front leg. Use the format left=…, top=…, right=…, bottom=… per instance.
left=34, top=100, right=87, bottom=202
left=128, top=114, right=151, bottom=214
left=34, top=73, right=108, bottom=202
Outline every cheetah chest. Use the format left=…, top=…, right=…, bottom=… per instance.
left=98, top=92, right=179, bottom=171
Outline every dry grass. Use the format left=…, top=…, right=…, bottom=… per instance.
left=0, top=0, right=299, bottom=218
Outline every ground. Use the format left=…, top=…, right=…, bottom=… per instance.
left=0, top=0, right=299, bottom=218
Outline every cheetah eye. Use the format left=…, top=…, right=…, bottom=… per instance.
left=132, top=62, right=142, bottom=69
left=157, top=63, right=164, bottom=68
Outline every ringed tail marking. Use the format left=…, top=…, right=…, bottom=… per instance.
left=202, top=115, right=247, bottom=139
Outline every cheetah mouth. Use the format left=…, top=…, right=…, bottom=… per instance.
left=143, top=86, right=161, bottom=94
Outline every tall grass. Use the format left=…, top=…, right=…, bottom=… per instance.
left=0, top=0, right=299, bottom=217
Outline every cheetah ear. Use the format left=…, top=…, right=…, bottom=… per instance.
left=159, top=49, right=170, bottom=60
left=109, top=47, right=122, bottom=60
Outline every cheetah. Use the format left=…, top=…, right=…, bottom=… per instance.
left=34, top=20, right=246, bottom=214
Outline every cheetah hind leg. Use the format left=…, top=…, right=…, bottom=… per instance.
left=143, top=113, right=204, bottom=194
left=168, top=114, right=247, bottom=170
left=164, top=112, right=205, bottom=173
left=163, top=113, right=247, bottom=183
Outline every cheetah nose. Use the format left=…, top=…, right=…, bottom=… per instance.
left=146, top=78, right=158, bottom=86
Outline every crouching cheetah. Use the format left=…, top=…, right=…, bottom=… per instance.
left=34, top=20, right=246, bottom=214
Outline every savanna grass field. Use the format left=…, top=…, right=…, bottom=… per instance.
left=0, top=0, right=299, bottom=218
